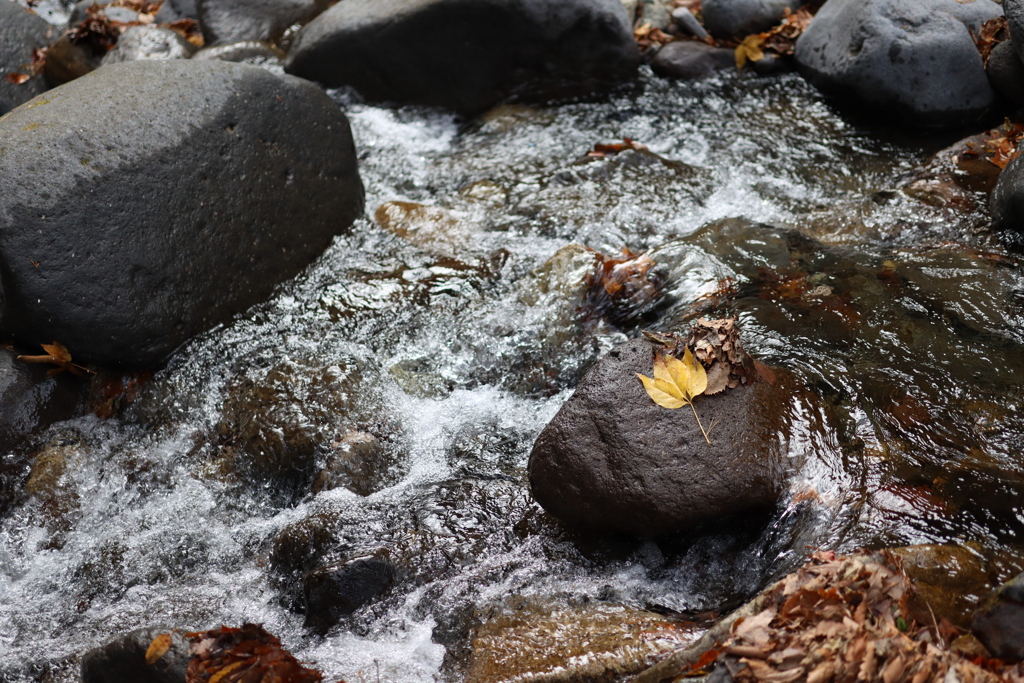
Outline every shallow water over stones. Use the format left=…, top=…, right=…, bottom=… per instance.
left=2, top=70, right=1023, bottom=682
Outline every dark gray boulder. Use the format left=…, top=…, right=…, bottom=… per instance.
left=794, top=0, right=1001, bottom=127
left=1006, top=0, right=1024, bottom=67
left=0, top=59, right=364, bottom=369
left=80, top=626, right=190, bottom=683
left=973, top=572, right=1024, bottom=661
left=990, top=152, right=1024, bottom=231
left=650, top=41, right=734, bottom=80
left=303, top=552, right=396, bottom=633
left=0, top=0, right=54, bottom=115
left=154, top=0, right=197, bottom=22
left=702, top=0, right=795, bottom=38
left=528, top=338, right=787, bottom=537
left=285, top=0, right=640, bottom=114
left=101, top=25, right=197, bottom=64
left=987, top=39, right=1024, bottom=108
left=197, top=0, right=325, bottom=45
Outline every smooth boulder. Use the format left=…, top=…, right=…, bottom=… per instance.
left=702, top=0, right=796, bottom=38
left=794, top=0, right=1001, bottom=127
left=990, top=152, right=1024, bottom=231
left=197, top=0, right=325, bottom=45
left=528, top=338, right=787, bottom=537
left=0, top=60, right=364, bottom=369
left=0, top=0, right=54, bottom=115
left=650, top=41, right=735, bottom=80
left=973, top=572, right=1024, bottom=660
left=987, top=39, right=1024, bottom=108
left=285, top=0, right=640, bottom=114
left=101, top=26, right=197, bottom=64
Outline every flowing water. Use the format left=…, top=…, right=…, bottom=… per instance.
left=2, top=68, right=1024, bottom=682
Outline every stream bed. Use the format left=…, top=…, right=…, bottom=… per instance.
left=2, top=69, right=1024, bottom=682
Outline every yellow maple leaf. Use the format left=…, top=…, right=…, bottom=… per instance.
left=637, top=346, right=711, bottom=443
left=735, top=34, right=766, bottom=69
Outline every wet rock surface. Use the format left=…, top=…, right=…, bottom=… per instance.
left=0, top=0, right=54, bottom=114
left=285, top=0, right=640, bottom=114
left=191, top=40, right=284, bottom=64
left=303, top=552, right=396, bottom=633
left=80, top=626, right=190, bottom=683
left=197, top=0, right=324, bottom=45
left=986, top=40, right=1024, bottom=108
left=973, top=572, right=1024, bottom=661
left=528, top=337, right=788, bottom=537
left=651, top=41, right=736, bottom=80
left=991, top=146, right=1024, bottom=232
left=0, top=349, right=86, bottom=459
left=702, top=0, right=796, bottom=39
left=794, top=0, right=1001, bottom=126
left=0, top=59, right=364, bottom=369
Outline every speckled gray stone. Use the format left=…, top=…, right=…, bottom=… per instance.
left=0, top=0, right=54, bottom=115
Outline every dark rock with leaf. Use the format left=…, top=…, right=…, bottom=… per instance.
left=0, top=347, right=87, bottom=459
left=0, top=59, right=363, bottom=369
left=285, top=0, right=639, bottom=114
left=528, top=327, right=787, bottom=537
left=303, top=551, right=396, bottom=633
left=0, top=0, right=54, bottom=115
left=80, top=626, right=190, bottom=683
left=973, top=571, right=1024, bottom=660
left=702, top=0, right=796, bottom=39
left=101, top=25, right=196, bottom=64
left=794, top=0, right=1001, bottom=127
left=197, top=0, right=325, bottom=45
left=651, top=41, right=735, bottom=80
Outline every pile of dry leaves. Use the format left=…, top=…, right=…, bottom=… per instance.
left=684, top=552, right=1024, bottom=683
left=181, top=624, right=324, bottom=683
left=974, top=16, right=1009, bottom=66
left=958, top=119, right=1024, bottom=172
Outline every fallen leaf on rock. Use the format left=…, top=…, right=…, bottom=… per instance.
left=735, top=34, right=764, bottom=69
left=637, top=346, right=712, bottom=443
left=581, top=248, right=664, bottom=326
left=17, top=341, right=93, bottom=377
left=185, top=624, right=323, bottom=683
left=974, top=16, right=1008, bottom=65
left=146, top=633, right=173, bottom=665
left=5, top=73, right=30, bottom=85
left=586, top=138, right=648, bottom=158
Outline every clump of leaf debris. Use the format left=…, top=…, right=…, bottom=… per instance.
left=182, top=624, right=324, bottom=683
left=679, top=551, right=1024, bottom=683
left=582, top=248, right=665, bottom=326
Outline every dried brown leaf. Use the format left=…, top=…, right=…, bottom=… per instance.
left=145, top=633, right=172, bottom=665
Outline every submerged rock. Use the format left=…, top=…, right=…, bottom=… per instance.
left=973, top=572, right=1024, bottom=661
left=303, top=551, right=396, bottom=633
left=651, top=41, right=735, bottom=80
left=101, top=26, right=197, bottom=64
left=80, top=626, right=190, bottom=683
left=891, top=544, right=988, bottom=629
left=529, top=337, right=788, bottom=537
left=794, top=0, right=1001, bottom=127
left=463, top=596, right=696, bottom=683
left=0, top=349, right=86, bottom=459
left=702, top=0, right=796, bottom=38
left=0, top=0, right=55, bottom=114
left=0, top=60, right=364, bottom=369
left=285, top=0, right=639, bottom=114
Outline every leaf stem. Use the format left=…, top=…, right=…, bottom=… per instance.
left=691, top=403, right=712, bottom=445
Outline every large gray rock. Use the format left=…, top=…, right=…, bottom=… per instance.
left=794, top=0, right=1001, bottom=127
left=197, top=0, right=325, bottom=45
left=987, top=39, right=1024, bottom=108
left=1005, top=0, right=1024, bottom=67
left=702, top=0, right=796, bottom=38
left=0, top=0, right=54, bottom=115
left=0, top=60, right=364, bottom=369
left=528, top=338, right=787, bottom=537
left=154, top=0, right=197, bottom=22
left=80, top=626, right=190, bottom=683
left=285, top=0, right=640, bottom=114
